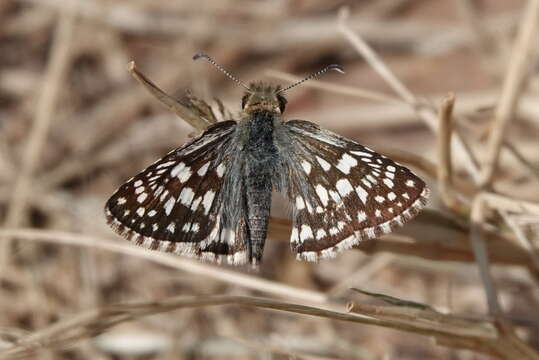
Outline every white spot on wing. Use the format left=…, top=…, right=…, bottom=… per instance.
left=316, top=156, right=331, bottom=171
left=136, top=207, right=145, bottom=217
left=134, top=180, right=143, bottom=187
left=305, top=200, right=313, bottom=214
left=357, top=211, right=367, bottom=223
left=182, top=222, right=191, bottom=232
left=355, top=185, right=368, bottom=204
left=167, top=223, right=175, bottom=233
left=137, top=193, right=147, bottom=203
left=329, top=190, right=341, bottom=204
left=156, top=160, right=175, bottom=169
left=350, top=150, right=372, bottom=157
left=336, top=153, right=358, bottom=174
left=148, top=210, right=157, bottom=217
left=388, top=192, right=396, bottom=201
left=291, top=228, right=299, bottom=243
left=170, top=162, right=186, bottom=177
left=202, top=190, right=216, bottom=215
left=117, top=197, right=126, bottom=205
left=197, top=162, right=210, bottom=176
left=191, top=196, right=202, bottom=211
left=216, top=163, right=226, bottom=178
left=159, top=189, right=169, bottom=201
left=366, top=174, right=378, bottom=185
left=164, top=197, right=175, bottom=215
left=295, top=196, right=306, bottom=210
left=336, top=178, right=354, bottom=196
left=179, top=187, right=195, bottom=206
left=383, top=178, right=394, bottom=188
left=177, top=167, right=192, bottom=183
left=300, top=225, right=314, bottom=241
left=316, top=229, right=327, bottom=240
left=406, top=179, right=415, bottom=187
left=315, top=184, right=329, bottom=206
left=301, top=161, right=312, bottom=174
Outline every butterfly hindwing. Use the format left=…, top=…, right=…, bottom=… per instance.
left=277, top=120, right=429, bottom=261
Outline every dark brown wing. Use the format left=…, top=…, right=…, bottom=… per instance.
left=277, top=120, right=429, bottom=261
left=105, top=120, right=250, bottom=265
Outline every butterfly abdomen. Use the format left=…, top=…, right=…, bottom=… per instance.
left=243, top=110, right=279, bottom=264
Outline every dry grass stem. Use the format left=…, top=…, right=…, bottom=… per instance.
left=337, top=7, right=482, bottom=183
left=436, top=93, right=459, bottom=212
left=470, top=195, right=502, bottom=316
left=479, top=0, right=539, bottom=187
left=503, top=141, right=539, bottom=181
left=500, top=211, right=539, bottom=272
left=2, top=2, right=539, bottom=358
left=6, top=293, right=538, bottom=359
left=0, top=4, right=76, bottom=267
left=0, top=229, right=330, bottom=305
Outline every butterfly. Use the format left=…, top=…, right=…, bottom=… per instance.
left=105, top=53, right=429, bottom=266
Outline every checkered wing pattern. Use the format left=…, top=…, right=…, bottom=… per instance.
left=279, top=120, right=429, bottom=261
left=104, top=120, right=250, bottom=265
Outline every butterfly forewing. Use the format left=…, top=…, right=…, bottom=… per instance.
left=105, top=120, right=250, bottom=264
left=278, top=120, right=429, bottom=261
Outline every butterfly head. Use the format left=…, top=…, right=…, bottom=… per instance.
left=193, top=52, right=344, bottom=115
left=241, top=83, right=287, bottom=114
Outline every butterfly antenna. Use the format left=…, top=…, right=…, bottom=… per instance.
left=193, top=53, right=252, bottom=92
left=277, top=64, right=344, bottom=94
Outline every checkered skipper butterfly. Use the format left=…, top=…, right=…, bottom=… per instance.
left=105, top=54, right=429, bottom=266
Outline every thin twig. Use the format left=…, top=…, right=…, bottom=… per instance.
left=455, top=0, right=497, bottom=60
left=337, top=7, right=482, bottom=184
left=0, top=4, right=76, bottom=266
left=337, top=8, right=415, bottom=104
left=469, top=195, right=502, bottom=316
left=437, top=93, right=459, bottom=211
left=0, top=229, right=330, bottom=305
left=0, top=295, right=500, bottom=359
left=500, top=211, right=539, bottom=272
left=503, top=141, right=539, bottom=181
left=326, top=254, right=395, bottom=297
left=479, top=0, right=539, bottom=188
left=482, top=193, right=539, bottom=215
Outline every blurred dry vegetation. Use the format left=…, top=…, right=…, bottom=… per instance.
left=1, top=0, right=539, bottom=359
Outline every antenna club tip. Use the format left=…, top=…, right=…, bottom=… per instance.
left=193, top=53, right=209, bottom=61
left=329, top=64, right=345, bottom=74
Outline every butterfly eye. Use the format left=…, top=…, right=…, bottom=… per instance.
left=277, top=95, right=287, bottom=113
left=241, top=94, right=249, bottom=109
